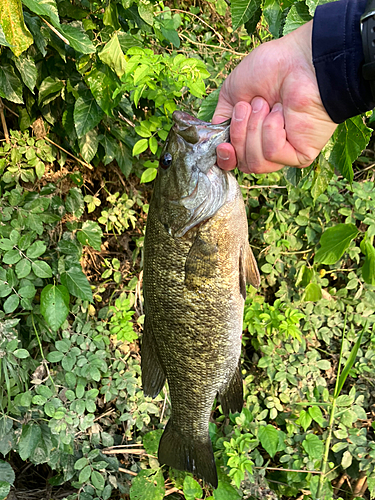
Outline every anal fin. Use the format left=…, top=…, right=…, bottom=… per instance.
left=220, top=363, right=243, bottom=415
left=240, top=243, right=260, bottom=298
left=141, top=315, right=166, bottom=398
left=158, top=420, right=218, bottom=488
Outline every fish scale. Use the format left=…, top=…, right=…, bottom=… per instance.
left=142, top=111, right=260, bottom=488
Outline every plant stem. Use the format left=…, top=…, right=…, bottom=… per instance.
left=31, top=314, right=56, bottom=392
left=318, top=397, right=336, bottom=498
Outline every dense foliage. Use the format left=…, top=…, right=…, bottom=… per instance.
left=1, top=0, right=375, bottom=499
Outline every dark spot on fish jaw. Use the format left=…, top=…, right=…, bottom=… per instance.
left=160, top=152, right=172, bottom=169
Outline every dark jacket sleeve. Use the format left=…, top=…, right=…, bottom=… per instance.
left=312, top=0, right=375, bottom=123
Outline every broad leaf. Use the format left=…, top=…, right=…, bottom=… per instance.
left=117, top=141, right=133, bottom=177
left=0, top=460, right=15, bottom=485
left=22, top=0, right=60, bottom=27
left=324, top=116, right=372, bottom=183
left=231, top=0, right=261, bottom=31
left=129, top=469, right=165, bottom=500
left=258, top=424, right=278, bottom=458
left=26, top=240, right=47, bottom=258
left=311, top=154, right=334, bottom=201
left=15, top=258, right=32, bottom=278
left=38, top=76, right=64, bottom=106
left=18, top=423, right=42, bottom=460
left=77, top=221, right=102, bottom=251
left=360, top=239, right=375, bottom=285
left=40, top=284, right=70, bottom=331
left=99, top=34, right=126, bottom=78
left=3, top=294, right=20, bottom=314
left=0, top=63, right=23, bottom=103
left=263, top=0, right=282, bottom=38
left=78, top=129, right=99, bottom=163
left=60, top=266, right=93, bottom=301
left=296, top=410, right=312, bottom=431
left=103, top=1, right=120, bottom=30
left=314, top=224, right=359, bottom=265
left=74, top=90, right=104, bottom=138
left=65, top=187, right=84, bottom=217
left=283, top=2, right=311, bottom=35
left=86, top=63, right=121, bottom=115
left=23, top=12, right=47, bottom=56
left=198, top=88, right=220, bottom=122
left=303, top=283, right=322, bottom=302
left=14, top=54, right=37, bottom=92
left=60, top=21, right=95, bottom=54
left=302, top=434, right=323, bottom=460
left=183, top=476, right=203, bottom=500
left=32, top=260, right=52, bottom=278
left=0, top=0, right=33, bottom=56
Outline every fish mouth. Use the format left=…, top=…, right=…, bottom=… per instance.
left=172, top=111, right=230, bottom=146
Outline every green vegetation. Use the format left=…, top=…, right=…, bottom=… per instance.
left=0, top=0, right=375, bottom=499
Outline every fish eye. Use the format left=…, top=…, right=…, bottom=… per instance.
left=160, top=152, right=172, bottom=170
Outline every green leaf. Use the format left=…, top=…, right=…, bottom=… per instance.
left=60, top=266, right=93, bottom=301
left=341, top=450, right=352, bottom=469
left=303, top=283, right=322, bottom=302
left=213, top=479, right=241, bottom=500
left=0, top=0, right=33, bottom=56
left=311, top=154, right=334, bottom=201
left=305, top=0, right=333, bottom=16
left=19, top=423, right=41, bottom=460
left=116, top=141, right=133, bottom=177
left=3, top=294, right=20, bottom=314
left=74, top=90, right=104, bottom=138
left=32, top=260, right=52, bottom=278
left=79, top=465, right=91, bottom=484
left=302, top=434, right=323, bottom=460
left=86, top=63, right=120, bottom=115
left=258, top=424, right=278, bottom=458
left=308, top=406, right=325, bottom=427
left=143, top=429, right=163, bottom=455
left=40, top=284, right=70, bottom=331
left=324, top=116, right=372, bottom=183
left=13, top=348, right=29, bottom=359
left=283, top=2, right=312, bottom=35
left=314, top=224, right=359, bottom=265
left=74, top=457, right=89, bottom=470
left=0, top=239, right=13, bottom=250
left=263, top=0, right=282, bottom=38
left=47, top=351, right=64, bottom=362
left=91, top=470, right=105, bottom=491
left=0, top=461, right=15, bottom=485
left=296, top=410, right=312, bottom=431
left=138, top=2, right=154, bottom=25
left=133, top=139, right=148, bottom=156
left=14, top=54, right=37, bottom=92
left=78, top=129, right=99, bottom=163
left=361, top=239, right=375, bottom=285
left=103, top=1, right=120, bottom=30
left=99, top=34, right=126, bottom=79
left=231, top=0, right=261, bottom=31
left=0, top=63, right=23, bottom=103
left=183, top=476, right=203, bottom=500
left=59, top=21, right=95, bottom=54
left=3, top=249, right=22, bottom=264
left=65, top=187, right=84, bottom=217
left=26, top=240, right=47, bottom=259
left=38, top=76, right=64, bottom=106
left=198, top=88, right=220, bottom=122
left=22, top=0, right=60, bottom=26
left=0, top=481, right=10, bottom=500
left=129, top=469, right=165, bottom=500
left=149, top=136, right=158, bottom=155
left=334, top=327, right=365, bottom=398
left=140, top=167, right=157, bottom=183
left=77, top=221, right=102, bottom=251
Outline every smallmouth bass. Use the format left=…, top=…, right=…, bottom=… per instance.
left=142, top=111, right=260, bottom=488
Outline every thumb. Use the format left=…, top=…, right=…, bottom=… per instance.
left=212, top=94, right=234, bottom=124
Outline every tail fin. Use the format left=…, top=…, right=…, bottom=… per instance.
left=158, top=420, right=218, bottom=488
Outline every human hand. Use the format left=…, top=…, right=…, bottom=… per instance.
left=212, top=21, right=337, bottom=174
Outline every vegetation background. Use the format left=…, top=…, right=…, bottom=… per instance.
left=1, top=0, right=375, bottom=499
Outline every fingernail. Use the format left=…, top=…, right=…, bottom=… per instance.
left=251, top=97, right=263, bottom=113
left=271, top=103, right=283, bottom=113
left=217, top=148, right=230, bottom=161
left=233, top=103, right=248, bottom=121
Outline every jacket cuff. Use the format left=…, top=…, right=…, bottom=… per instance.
left=312, top=0, right=374, bottom=123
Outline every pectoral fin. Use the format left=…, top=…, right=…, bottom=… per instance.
left=185, top=236, right=218, bottom=289
left=141, top=316, right=166, bottom=398
left=239, top=243, right=260, bottom=299
left=219, top=362, right=243, bottom=415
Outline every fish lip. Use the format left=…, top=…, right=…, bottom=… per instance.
left=172, top=111, right=231, bottom=145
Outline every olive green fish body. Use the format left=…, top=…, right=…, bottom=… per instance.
left=142, top=111, right=260, bottom=487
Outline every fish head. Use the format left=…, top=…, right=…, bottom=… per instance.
left=154, top=111, right=231, bottom=238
